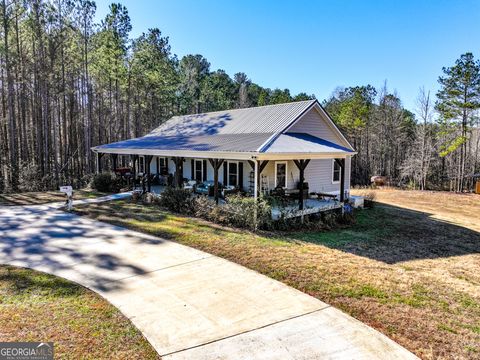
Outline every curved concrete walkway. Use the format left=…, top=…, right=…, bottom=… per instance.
left=0, top=197, right=417, bottom=359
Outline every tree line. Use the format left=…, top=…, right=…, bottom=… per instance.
left=0, top=1, right=478, bottom=193
left=324, top=52, right=480, bottom=191
left=0, top=0, right=314, bottom=193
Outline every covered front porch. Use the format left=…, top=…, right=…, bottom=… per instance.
left=95, top=151, right=349, bottom=217
left=126, top=184, right=343, bottom=219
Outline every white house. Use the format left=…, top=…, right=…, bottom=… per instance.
left=92, top=100, right=356, bottom=210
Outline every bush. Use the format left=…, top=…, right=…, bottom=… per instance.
left=18, top=162, right=45, bottom=192
left=91, top=172, right=123, bottom=193
left=192, top=195, right=273, bottom=231
left=157, top=187, right=194, bottom=213
left=192, top=196, right=217, bottom=218
left=156, top=189, right=354, bottom=232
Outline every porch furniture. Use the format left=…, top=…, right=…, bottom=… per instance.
left=270, top=186, right=285, bottom=197
left=276, top=182, right=309, bottom=201
left=195, top=180, right=217, bottom=196
left=314, top=192, right=338, bottom=200
left=115, top=167, right=131, bottom=176
left=184, top=180, right=197, bottom=191
left=285, top=188, right=300, bottom=199
left=222, top=185, right=238, bottom=197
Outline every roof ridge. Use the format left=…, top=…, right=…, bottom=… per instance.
left=171, top=99, right=316, bottom=118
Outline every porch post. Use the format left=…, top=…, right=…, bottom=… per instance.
left=294, top=159, right=310, bottom=211
left=96, top=152, right=104, bottom=174
left=335, top=158, right=346, bottom=202
left=209, top=158, right=224, bottom=204
left=145, top=155, right=153, bottom=192
left=249, top=160, right=269, bottom=193
left=253, top=160, right=258, bottom=200
left=111, top=154, right=118, bottom=172
left=173, top=157, right=178, bottom=187
left=340, top=158, right=345, bottom=202
left=131, top=155, right=138, bottom=190
left=173, top=157, right=184, bottom=188
left=253, top=159, right=258, bottom=230
left=299, top=162, right=305, bottom=211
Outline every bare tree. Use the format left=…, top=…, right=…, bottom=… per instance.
left=400, top=88, right=434, bottom=189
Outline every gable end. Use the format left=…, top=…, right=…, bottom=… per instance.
left=285, top=102, right=354, bottom=150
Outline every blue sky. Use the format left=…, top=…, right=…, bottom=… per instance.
left=95, top=0, right=480, bottom=112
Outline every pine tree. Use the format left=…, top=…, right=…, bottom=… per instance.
left=436, top=53, right=480, bottom=191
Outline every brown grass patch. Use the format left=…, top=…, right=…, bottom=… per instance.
left=74, top=190, right=480, bottom=359
left=0, top=265, right=160, bottom=359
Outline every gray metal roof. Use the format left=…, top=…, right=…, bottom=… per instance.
left=264, top=133, right=354, bottom=154
left=93, top=100, right=354, bottom=157
left=147, top=100, right=316, bottom=136
left=95, top=133, right=273, bottom=153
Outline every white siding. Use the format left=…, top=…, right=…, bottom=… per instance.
left=286, top=107, right=348, bottom=147
left=261, top=160, right=300, bottom=191
left=260, top=156, right=351, bottom=196
left=303, top=158, right=350, bottom=194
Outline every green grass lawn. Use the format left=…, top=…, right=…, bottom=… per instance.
left=73, top=191, right=480, bottom=360
left=0, top=265, right=160, bottom=360
left=0, top=189, right=109, bottom=206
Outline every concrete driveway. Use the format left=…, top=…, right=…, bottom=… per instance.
left=0, top=199, right=417, bottom=359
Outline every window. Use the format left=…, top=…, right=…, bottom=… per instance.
left=228, top=162, right=238, bottom=187
left=275, top=162, right=287, bottom=188
left=158, top=157, right=168, bottom=175
left=332, top=160, right=341, bottom=183
left=195, top=160, right=203, bottom=182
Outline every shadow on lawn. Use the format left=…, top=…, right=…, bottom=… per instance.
left=0, top=192, right=65, bottom=206
left=0, top=265, right=85, bottom=297
left=0, top=205, right=166, bottom=292
left=292, top=203, right=480, bottom=264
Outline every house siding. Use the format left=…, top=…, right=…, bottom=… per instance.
left=148, top=155, right=351, bottom=196
left=260, top=157, right=351, bottom=195
left=304, top=157, right=351, bottom=194
left=286, top=107, right=347, bottom=147
left=147, top=157, right=251, bottom=192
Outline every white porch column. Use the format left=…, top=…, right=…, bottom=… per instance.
left=253, top=159, right=258, bottom=200
left=96, top=152, right=100, bottom=174
left=253, top=159, right=258, bottom=230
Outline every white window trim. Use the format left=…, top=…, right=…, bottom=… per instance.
left=194, top=159, right=205, bottom=182
left=227, top=161, right=239, bottom=187
left=332, top=159, right=340, bottom=184
left=275, top=161, right=288, bottom=188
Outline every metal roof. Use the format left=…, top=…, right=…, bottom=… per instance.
left=147, top=100, right=316, bottom=136
left=93, top=100, right=355, bottom=158
left=263, top=133, right=354, bottom=154
left=95, top=133, right=273, bottom=153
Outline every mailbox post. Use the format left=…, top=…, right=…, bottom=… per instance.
left=60, top=186, right=73, bottom=211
